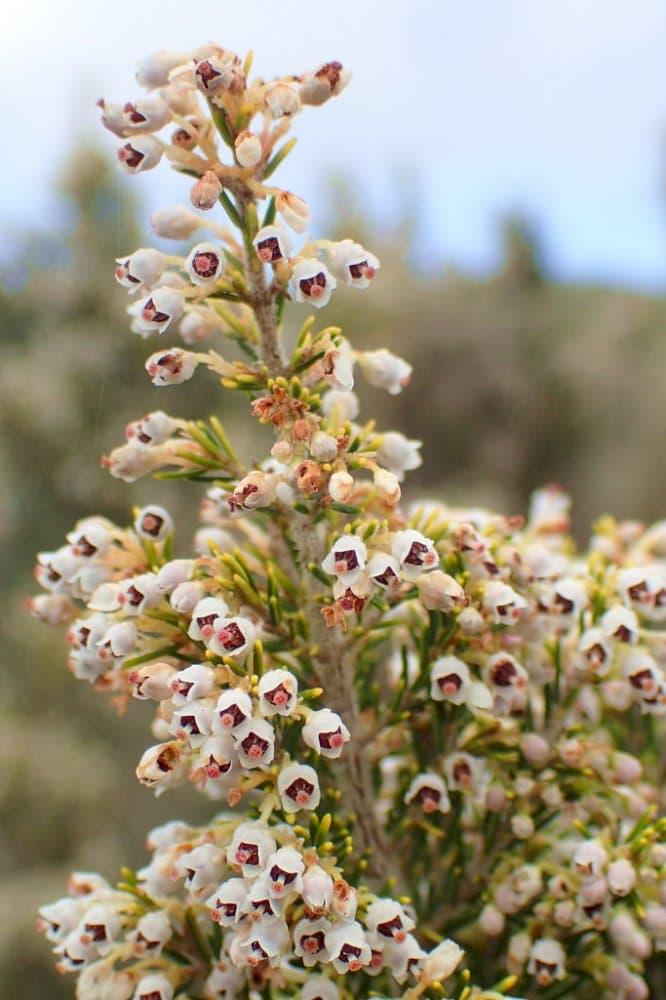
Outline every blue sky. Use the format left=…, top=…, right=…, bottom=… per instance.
left=3, top=0, right=666, bottom=288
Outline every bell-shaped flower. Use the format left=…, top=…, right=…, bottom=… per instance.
left=300, top=61, right=350, bottom=105
left=208, top=616, right=256, bottom=658
left=170, top=699, right=213, bottom=746
left=253, top=224, right=292, bottom=263
left=239, top=916, right=290, bottom=968
left=78, top=903, right=121, bottom=956
left=293, top=916, right=331, bottom=966
left=302, top=865, right=334, bottom=914
left=188, top=597, right=231, bottom=642
left=170, top=664, right=215, bottom=703
left=207, top=877, right=247, bottom=926
left=392, top=529, right=438, bottom=580
left=146, top=348, right=199, bottom=386
left=291, top=259, right=336, bottom=308
left=133, top=973, right=174, bottom=1000
left=117, top=135, right=162, bottom=173
left=601, top=604, right=639, bottom=643
left=430, top=656, right=492, bottom=710
left=322, top=535, right=367, bottom=586
left=129, top=909, right=172, bottom=954
left=115, top=248, right=166, bottom=292
left=302, top=979, right=340, bottom=1000
left=228, top=822, right=276, bottom=877
left=185, top=242, right=226, bottom=287
left=174, top=842, right=225, bottom=897
left=276, top=191, right=309, bottom=233
left=404, top=772, right=450, bottom=814
left=302, top=708, right=350, bottom=758
left=266, top=846, right=305, bottom=899
left=212, top=688, right=253, bottom=732
left=418, top=939, right=464, bottom=987
left=233, top=717, right=275, bottom=768
left=325, top=920, right=371, bottom=974
left=329, top=239, right=380, bottom=288
left=376, top=431, right=422, bottom=480
left=136, top=741, right=188, bottom=794
left=527, top=938, right=566, bottom=987
left=277, top=762, right=320, bottom=812
left=258, top=669, right=298, bottom=717
left=357, top=348, right=411, bottom=395
left=134, top=504, right=173, bottom=541
left=265, top=81, right=301, bottom=117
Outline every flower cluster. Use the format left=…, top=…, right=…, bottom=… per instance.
left=32, top=37, right=664, bottom=1000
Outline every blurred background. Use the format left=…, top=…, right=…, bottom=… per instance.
left=2, top=1, right=666, bottom=994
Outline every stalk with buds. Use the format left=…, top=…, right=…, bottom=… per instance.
left=32, top=41, right=665, bottom=1000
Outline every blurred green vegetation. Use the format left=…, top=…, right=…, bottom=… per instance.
left=2, top=151, right=666, bottom=996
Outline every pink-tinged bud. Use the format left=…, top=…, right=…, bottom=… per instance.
left=265, top=82, right=301, bottom=118
left=613, top=752, right=643, bottom=783
left=291, top=259, right=336, bottom=308
left=135, top=50, right=188, bottom=89
left=229, top=470, right=278, bottom=511
left=330, top=239, right=380, bottom=289
left=117, top=135, right=162, bottom=174
left=171, top=580, right=204, bottom=614
left=25, top=593, right=76, bottom=626
left=115, top=247, right=165, bottom=291
left=417, top=570, right=466, bottom=611
left=373, top=467, right=401, bottom=506
left=329, top=470, right=354, bottom=502
left=151, top=205, right=203, bottom=240
left=179, top=308, right=221, bottom=344
left=190, top=170, right=223, bottom=211
left=479, top=903, right=505, bottom=936
left=129, top=661, right=177, bottom=700
left=121, top=96, right=171, bottom=132
left=277, top=191, right=310, bottom=233
left=300, top=61, right=351, bottom=105
left=358, top=348, right=412, bottom=395
left=101, top=442, right=165, bottom=482
left=185, top=242, right=225, bottom=286
left=235, top=130, right=263, bottom=167
left=521, top=732, right=552, bottom=767
left=145, top=348, right=199, bottom=386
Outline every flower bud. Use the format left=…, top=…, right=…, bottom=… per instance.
left=373, top=467, right=401, bottom=506
left=310, top=430, right=338, bottom=462
left=171, top=580, right=204, bottom=614
left=179, top=308, right=220, bottom=344
left=419, top=939, right=464, bottom=986
left=190, top=170, right=223, bottom=210
left=291, top=259, right=336, bottom=308
left=151, top=205, right=203, bottom=239
left=329, top=470, right=354, bottom=502
left=376, top=431, right=422, bottom=479
left=277, top=191, right=309, bottom=233
left=117, top=135, right=162, bottom=173
left=358, top=348, right=412, bottom=395
left=146, top=348, right=199, bottom=386
left=234, top=130, right=263, bottom=167
left=135, top=50, right=187, bottom=89
left=265, top=82, right=301, bottom=118
left=300, top=61, right=350, bottom=105
left=417, top=570, right=465, bottom=611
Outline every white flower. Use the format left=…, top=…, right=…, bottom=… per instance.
left=121, top=96, right=171, bottom=132
left=258, top=669, right=298, bottom=716
left=266, top=846, right=305, bottom=898
left=322, top=389, right=360, bottom=423
left=328, top=470, right=355, bottom=502
left=126, top=410, right=179, bottom=447
left=573, top=840, right=608, bottom=880
left=601, top=604, right=639, bottom=642
left=170, top=699, right=213, bottom=745
left=299, top=61, right=350, bottom=105
left=134, top=504, right=173, bottom=540
left=194, top=55, right=237, bottom=95
left=444, top=752, right=487, bottom=793
left=146, top=348, right=199, bottom=386
left=278, top=762, right=320, bottom=812
left=367, top=552, right=401, bottom=589
left=482, top=580, right=527, bottom=624
left=376, top=431, right=422, bottom=480
left=188, top=597, right=231, bottom=641
left=310, top=430, right=339, bottom=462
left=330, top=239, right=380, bottom=288
left=392, top=529, right=438, bottom=579
left=117, top=135, right=162, bottom=173
left=155, top=558, right=193, bottom=593
left=233, top=717, right=275, bottom=768
left=137, top=286, right=185, bottom=333
left=366, top=899, right=415, bottom=944
left=207, top=877, right=247, bottom=926
left=357, top=348, right=411, bottom=394
left=265, top=82, right=301, bottom=117
left=115, top=248, right=165, bottom=291
left=234, top=130, right=263, bottom=167
left=133, top=973, right=174, bottom=1000
left=129, top=909, right=172, bottom=954
left=302, top=708, right=350, bottom=758
left=228, top=822, right=276, bottom=877
left=253, top=224, right=292, bottom=263
left=527, top=938, right=566, bottom=986
left=212, top=688, right=253, bottom=732
left=322, top=348, right=355, bottom=391
left=322, top=535, right=367, bottom=585
left=185, top=242, right=226, bottom=286
left=276, top=191, right=309, bottom=233
left=136, top=742, right=187, bottom=794
left=135, top=50, right=187, bottom=89
left=293, top=916, right=331, bottom=966
left=302, top=978, right=340, bottom=1000
left=208, top=615, right=256, bottom=658
left=418, top=938, right=464, bottom=985
left=430, top=656, right=493, bottom=710
left=291, top=259, right=336, bottom=308
left=170, top=664, right=215, bottom=703
left=325, top=920, right=371, bottom=974
left=151, top=205, right=203, bottom=240
left=302, top=865, right=334, bottom=914
left=607, top=858, right=636, bottom=897
left=404, top=772, right=450, bottom=814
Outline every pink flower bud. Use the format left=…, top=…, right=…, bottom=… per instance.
left=277, top=191, right=309, bottom=233
left=151, top=205, right=203, bottom=239
left=235, top=130, right=263, bottom=167
left=190, top=170, right=223, bottom=210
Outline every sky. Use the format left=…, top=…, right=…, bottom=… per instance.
left=2, top=0, right=666, bottom=288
